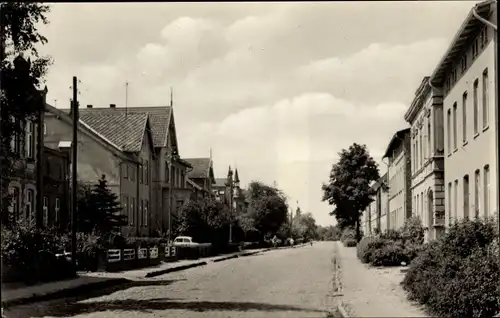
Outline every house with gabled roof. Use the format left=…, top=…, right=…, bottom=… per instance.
left=184, top=157, right=216, bottom=196
left=44, top=103, right=192, bottom=237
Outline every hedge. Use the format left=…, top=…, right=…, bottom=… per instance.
left=401, top=218, right=500, bottom=317
left=356, top=216, right=425, bottom=266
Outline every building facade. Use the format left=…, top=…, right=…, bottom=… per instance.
left=184, top=158, right=216, bottom=197
left=430, top=0, right=498, bottom=227
left=383, top=128, right=412, bottom=230
left=404, top=77, right=446, bottom=241
left=360, top=173, right=388, bottom=235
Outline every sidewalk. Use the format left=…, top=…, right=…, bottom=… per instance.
left=333, top=241, right=427, bottom=317
left=1, top=248, right=268, bottom=307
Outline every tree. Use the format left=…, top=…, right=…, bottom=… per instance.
left=1, top=3, right=52, bottom=227
left=321, top=143, right=379, bottom=241
left=292, top=212, right=318, bottom=241
left=177, top=196, right=231, bottom=246
left=243, top=181, right=288, bottom=240
left=316, top=225, right=341, bottom=241
left=77, top=175, right=127, bottom=234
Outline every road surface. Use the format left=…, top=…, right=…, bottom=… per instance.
left=5, top=242, right=341, bottom=318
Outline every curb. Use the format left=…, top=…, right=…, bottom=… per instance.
left=144, top=261, right=208, bottom=278
left=213, top=255, right=239, bottom=263
left=1, top=278, right=129, bottom=308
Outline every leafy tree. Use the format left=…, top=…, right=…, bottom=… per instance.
left=321, top=143, right=379, bottom=241
left=316, top=225, right=341, bottom=241
left=77, top=175, right=127, bottom=234
left=243, top=181, right=288, bottom=239
left=177, top=196, right=231, bottom=246
left=0, top=3, right=52, bottom=227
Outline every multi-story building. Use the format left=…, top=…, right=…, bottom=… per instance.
left=360, top=173, right=388, bottom=235
left=383, top=128, right=412, bottom=230
left=429, top=0, right=498, bottom=226
left=404, top=77, right=446, bottom=241
left=45, top=104, right=193, bottom=237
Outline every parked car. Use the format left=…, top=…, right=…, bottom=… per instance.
left=173, top=236, right=199, bottom=247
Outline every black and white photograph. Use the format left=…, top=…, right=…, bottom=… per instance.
left=0, top=1, right=498, bottom=317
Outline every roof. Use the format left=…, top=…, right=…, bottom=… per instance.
left=214, top=178, right=226, bottom=188
left=430, top=0, right=494, bottom=86
left=382, top=128, right=411, bottom=159
left=372, top=172, right=388, bottom=190
left=79, top=112, right=150, bottom=152
left=187, top=178, right=203, bottom=191
left=404, top=76, right=431, bottom=123
left=184, top=158, right=212, bottom=179
left=63, top=106, right=173, bottom=148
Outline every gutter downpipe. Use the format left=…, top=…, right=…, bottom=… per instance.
left=473, top=4, right=499, bottom=242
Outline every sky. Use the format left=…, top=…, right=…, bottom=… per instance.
left=38, top=1, right=478, bottom=226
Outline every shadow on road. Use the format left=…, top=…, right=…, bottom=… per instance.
left=18, top=298, right=327, bottom=317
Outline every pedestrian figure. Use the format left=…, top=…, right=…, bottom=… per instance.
left=290, top=238, right=294, bottom=247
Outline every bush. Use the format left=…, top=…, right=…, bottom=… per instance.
left=370, top=240, right=407, bottom=266
left=343, top=238, right=357, bottom=247
left=1, top=224, right=73, bottom=283
left=402, top=218, right=500, bottom=317
left=380, top=228, right=402, bottom=241
left=356, top=236, right=386, bottom=263
left=401, top=216, right=424, bottom=245
left=340, top=227, right=356, bottom=243
left=125, top=237, right=165, bottom=248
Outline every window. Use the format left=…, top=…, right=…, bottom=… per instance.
left=26, top=189, right=34, bottom=222
left=448, top=182, right=452, bottom=225
left=130, top=198, right=135, bottom=225
left=25, top=121, right=34, bottom=159
left=416, top=194, right=419, bottom=218
left=460, top=55, right=467, bottom=73
left=9, top=187, right=20, bottom=220
left=463, top=175, right=469, bottom=219
left=139, top=160, right=143, bottom=184
left=130, top=166, right=135, bottom=182
left=139, top=199, right=143, bottom=226
left=480, top=27, right=487, bottom=48
left=419, top=133, right=423, bottom=166
left=482, top=68, right=489, bottom=128
left=427, top=121, right=431, bottom=158
left=484, top=165, right=490, bottom=217
left=472, top=38, right=479, bottom=58
left=462, top=92, right=467, bottom=143
left=451, top=68, right=457, bottom=84
left=454, top=180, right=458, bottom=222
left=474, top=170, right=480, bottom=218
left=181, top=172, right=185, bottom=188
left=144, top=200, right=149, bottom=226
left=123, top=164, right=128, bottom=180
left=43, top=197, right=48, bottom=227
left=447, top=109, right=451, bottom=154
left=55, top=198, right=60, bottom=223
left=473, top=79, right=479, bottom=134
left=452, top=102, right=457, bottom=150
left=416, top=139, right=419, bottom=168
left=165, top=164, right=170, bottom=182
left=145, top=160, right=149, bottom=185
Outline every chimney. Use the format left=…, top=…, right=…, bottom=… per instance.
left=110, top=104, right=116, bottom=108
left=87, top=104, right=93, bottom=108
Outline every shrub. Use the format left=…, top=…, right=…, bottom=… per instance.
left=401, top=216, right=424, bottom=245
left=402, top=242, right=426, bottom=263
left=343, top=238, right=357, bottom=247
left=1, top=224, right=72, bottom=283
left=340, top=227, right=356, bottom=243
left=380, top=228, right=402, bottom=241
left=370, top=240, right=407, bottom=266
left=356, top=236, right=386, bottom=263
left=402, top=218, right=500, bottom=318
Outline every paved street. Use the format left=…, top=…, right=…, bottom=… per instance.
left=4, top=242, right=340, bottom=318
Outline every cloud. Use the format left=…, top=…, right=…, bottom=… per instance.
left=40, top=2, right=477, bottom=225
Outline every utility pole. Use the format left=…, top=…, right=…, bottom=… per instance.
left=229, top=186, right=233, bottom=243
left=168, top=150, right=173, bottom=244
left=125, top=81, right=129, bottom=118
left=71, top=76, right=78, bottom=271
